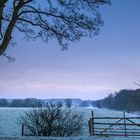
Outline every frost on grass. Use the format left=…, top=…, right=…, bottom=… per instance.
left=1, top=107, right=140, bottom=139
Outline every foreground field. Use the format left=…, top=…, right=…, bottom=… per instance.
left=0, top=107, right=140, bottom=140
left=1, top=136, right=140, bottom=140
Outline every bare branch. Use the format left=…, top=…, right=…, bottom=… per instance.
left=0, top=0, right=110, bottom=56
left=0, top=0, right=8, bottom=40
left=133, top=81, right=140, bottom=87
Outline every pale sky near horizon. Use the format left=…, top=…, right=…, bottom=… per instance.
left=0, top=0, right=140, bottom=100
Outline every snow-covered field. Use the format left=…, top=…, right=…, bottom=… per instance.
left=0, top=107, right=140, bottom=140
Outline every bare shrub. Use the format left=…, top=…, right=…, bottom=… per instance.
left=20, top=101, right=84, bottom=136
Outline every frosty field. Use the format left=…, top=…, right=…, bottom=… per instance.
left=0, top=107, right=140, bottom=140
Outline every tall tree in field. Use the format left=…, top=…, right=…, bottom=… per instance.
left=65, top=98, right=72, bottom=108
left=0, top=0, right=110, bottom=56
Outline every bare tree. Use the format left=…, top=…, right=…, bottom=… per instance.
left=65, top=98, right=72, bottom=108
left=20, top=101, right=84, bottom=136
left=0, top=0, right=110, bottom=56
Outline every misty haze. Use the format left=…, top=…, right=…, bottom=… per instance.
left=0, top=0, right=140, bottom=140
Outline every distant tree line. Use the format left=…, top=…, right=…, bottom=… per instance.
left=94, top=89, right=140, bottom=112
left=0, top=98, right=42, bottom=107
left=0, top=98, right=97, bottom=108
left=0, top=98, right=81, bottom=107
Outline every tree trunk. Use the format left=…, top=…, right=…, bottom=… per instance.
left=0, top=4, right=20, bottom=56
left=0, top=21, right=15, bottom=56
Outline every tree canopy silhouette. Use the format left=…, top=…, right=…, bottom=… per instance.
left=0, top=0, right=110, bottom=56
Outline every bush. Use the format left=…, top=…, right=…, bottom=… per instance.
left=20, top=101, right=84, bottom=136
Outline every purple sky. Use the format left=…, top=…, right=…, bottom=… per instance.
left=0, top=0, right=140, bottom=100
